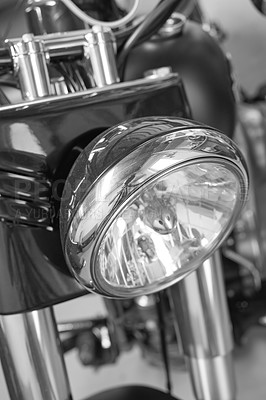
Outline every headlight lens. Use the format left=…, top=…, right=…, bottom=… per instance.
left=96, top=163, right=240, bottom=296
left=60, top=117, right=248, bottom=298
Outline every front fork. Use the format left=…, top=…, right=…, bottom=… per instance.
left=0, top=251, right=236, bottom=400
left=0, top=308, right=72, bottom=400
left=170, top=251, right=236, bottom=400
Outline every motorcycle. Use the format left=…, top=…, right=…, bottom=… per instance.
left=0, top=1, right=264, bottom=399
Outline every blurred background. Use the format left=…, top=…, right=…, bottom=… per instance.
left=0, top=1, right=266, bottom=399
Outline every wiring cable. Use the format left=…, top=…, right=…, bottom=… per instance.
left=117, top=0, right=184, bottom=77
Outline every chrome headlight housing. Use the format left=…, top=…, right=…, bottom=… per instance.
left=60, top=117, right=248, bottom=298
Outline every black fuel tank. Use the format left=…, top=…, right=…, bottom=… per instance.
left=122, top=20, right=235, bottom=138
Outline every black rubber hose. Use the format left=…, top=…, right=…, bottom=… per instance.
left=0, top=48, right=12, bottom=68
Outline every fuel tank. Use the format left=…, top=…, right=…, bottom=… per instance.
left=123, top=19, right=235, bottom=138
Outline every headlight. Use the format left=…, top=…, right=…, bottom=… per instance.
left=60, top=117, right=248, bottom=298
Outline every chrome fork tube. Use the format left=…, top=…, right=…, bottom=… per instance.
left=0, top=308, right=72, bottom=400
left=170, top=251, right=236, bottom=400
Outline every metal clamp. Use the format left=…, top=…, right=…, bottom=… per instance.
left=5, top=26, right=120, bottom=100
left=7, top=33, right=51, bottom=101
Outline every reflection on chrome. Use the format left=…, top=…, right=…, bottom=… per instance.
left=61, top=117, right=248, bottom=297
left=96, top=162, right=239, bottom=289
